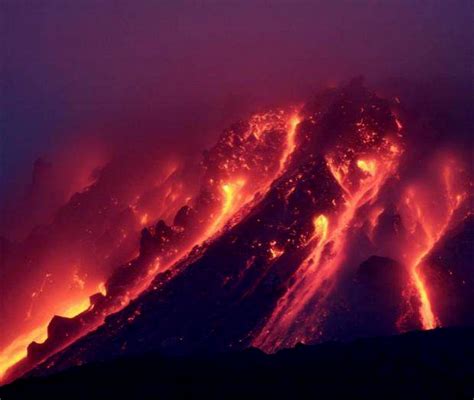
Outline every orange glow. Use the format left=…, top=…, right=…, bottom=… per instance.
left=248, top=113, right=277, bottom=139
left=222, top=181, right=243, bottom=213
left=205, top=179, right=246, bottom=239
left=357, top=159, right=377, bottom=176
left=61, top=298, right=91, bottom=318
left=312, top=214, right=329, bottom=241
left=140, top=213, right=149, bottom=225
left=367, top=206, right=384, bottom=239
left=326, top=158, right=349, bottom=193
left=10, top=88, right=471, bottom=380
left=254, top=136, right=402, bottom=351
left=0, top=295, right=93, bottom=381
left=269, top=241, right=284, bottom=260
left=72, top=271, right=86, bottom=290
left=400, top=160, right=466, bottom=330
left=412, top=266, right=436, bottom=329
left=147, top=257, right=161, bottom=277
left=0, top=324, right=48, bottom=381
left=98, top=282, right=107, bottom=296
left=279, top=114, right=301, bottom=170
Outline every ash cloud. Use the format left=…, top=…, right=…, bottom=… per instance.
left=2, top=0, right=472, bottom=201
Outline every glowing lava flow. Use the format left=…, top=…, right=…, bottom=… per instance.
left=254, top=146, right=401, bottom=351
left=0, top=292, right=95, bottom=380
left=312, top=214, right=329, bottom=241
left=356, top=159, right=377, bottom=176
left=2, top=109, right=305, bottom=383
left=205, top=179, right=246, bottom=239
left=279, top=114, right=301, bottom=171
left=401, top=161, right=466, bottom=330
left=0, top=326, right=48, bottom=381
left=200, top=111, right=301, bottom=243
left=412, top=265, right=436, bottom=329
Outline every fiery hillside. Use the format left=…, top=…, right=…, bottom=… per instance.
left=1, top=79, right=472, bottom=384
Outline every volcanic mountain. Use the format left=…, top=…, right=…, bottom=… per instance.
left=1, top=79, right=472, bottom=385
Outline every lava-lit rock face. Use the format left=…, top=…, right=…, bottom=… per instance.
left=422, top=216, right=474, bottom=326
left=2, top=79, right=472, bottom=383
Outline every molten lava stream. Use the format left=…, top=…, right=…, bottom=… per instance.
left=204, top=179, right=246, bottom=240
left=254, top=153, right=400, bottom=351
left=0, top=293, right=95, bottom=381
left=0, top=110, right=303, bottom=382
left=401, top=162, right=466, bottom=330
left=93, top=111, right=304, bottom=343
left=113, top=111, right=303, bottom=333
left=197, top=112, right=301, bottom=245
left=279, top=114, right=301, bottom=171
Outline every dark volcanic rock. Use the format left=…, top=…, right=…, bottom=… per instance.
left=1, top=327, right=473, bottom=400
left=422, top=215, right=474, bottom=326
left=321, top=255, right=420, bottom=341
left=351, top=256, right=415, bottom=335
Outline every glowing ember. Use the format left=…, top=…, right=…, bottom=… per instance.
left=140, top=213, right=149, bottom=225
left=312, top=214, right=329, bottom=241
left=356, top=159, right=377, bottom=176
left=269, top=240, right=284, bottom=260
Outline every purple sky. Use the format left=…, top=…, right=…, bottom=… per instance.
left=2, top=0, right=472, bottom=196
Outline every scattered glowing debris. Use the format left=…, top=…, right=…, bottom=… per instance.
left=269, top=240, right=284, bottom=260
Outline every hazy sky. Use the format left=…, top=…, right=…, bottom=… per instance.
left=2, top=0, right=472, bottom=195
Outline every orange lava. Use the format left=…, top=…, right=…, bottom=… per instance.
left=356, top=159, right=377, bottom=176
left=401, top=160, right=466, bottom=330
left=412, top=267, right=436, bottom=329
left=0, top=292, right=94, bottom=381
left=312, top=214, right=329, bottom=241
left=204, top=179, right=246, bottom=239
left=254, top=148, right=401, bottom=351
left=279, top=114, right=301, bottom=171
left=0, top=325, right=48, bottom=381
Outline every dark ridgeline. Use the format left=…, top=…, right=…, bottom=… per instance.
left=1, top=327, right=473, bottom=399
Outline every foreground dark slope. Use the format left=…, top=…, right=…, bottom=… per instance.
left=1, top=327, right=473, bottom=399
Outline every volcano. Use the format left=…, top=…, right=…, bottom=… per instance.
left=0, top=79, right=472, bottom=394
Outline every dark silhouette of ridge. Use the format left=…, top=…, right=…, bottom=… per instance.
left=1, top=327, right=473, bottom=399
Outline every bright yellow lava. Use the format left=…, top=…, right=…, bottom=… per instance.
left=313, top=214, right=329, bottom=241
left=205, top=179, right=246, bottom=239
left=412, top=266, right=436, bottom=329
left=0, top=289, right=96, bottom=381
left=356, top=159, right=377, bottom=176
